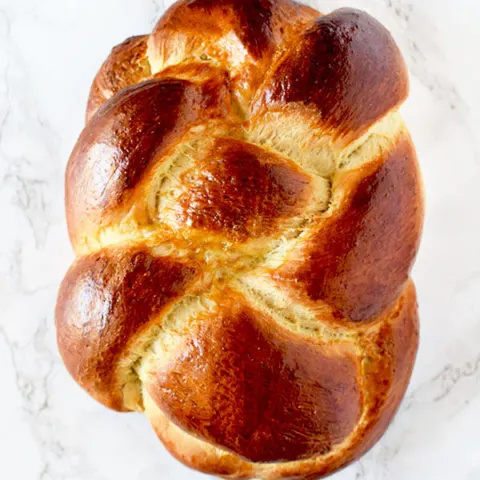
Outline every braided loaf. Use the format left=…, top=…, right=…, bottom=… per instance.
left=56, top=1, right=424, bottom=478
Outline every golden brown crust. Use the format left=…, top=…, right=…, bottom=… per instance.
left=86, top=35, right=151, bottom=123
left=272, top=134, right=424, bottom=322
left=149, top=0, right=318, bottom=104
left=143, top=282, right=418, bottom=480
left=355, top=280, right=419, bottom=458
left=269, top=282, right=419, bottom=480
left=151, top=0, right=318, bottom=60
left=255, top=8, right=409, bottom=141
left=145, top=396, right=254, bottom=478
left=67, top=73, right=235, bottom=249
left=146, top=291, right=362, bottom=463
left=55, top=247, right=201, bottom=411
left=57, top=2, right=424, bottom=478
left=175, top=138, right=312, bottom=242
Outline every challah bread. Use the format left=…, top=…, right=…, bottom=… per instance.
left=56, top=1, right=424, bottom=478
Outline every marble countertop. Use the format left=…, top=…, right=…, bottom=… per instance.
left=1, top=0, right=479, bottom=479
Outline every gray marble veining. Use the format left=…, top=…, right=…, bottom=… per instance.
left=1, top=1, right=479, bottom=479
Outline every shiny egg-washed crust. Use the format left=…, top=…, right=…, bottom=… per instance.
left=56, top=1, right=424, bottom=479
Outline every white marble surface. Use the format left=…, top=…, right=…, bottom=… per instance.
left=0, top=0, right=479, bottom=479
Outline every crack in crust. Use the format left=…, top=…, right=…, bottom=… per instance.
left=57, top=2, right=423, bottom=479
left=73, top=112, right=405, bottom=274
left=137, top=279, right=418, bottom=477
